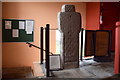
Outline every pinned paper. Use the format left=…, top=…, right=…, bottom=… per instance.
left=19, top=21, right=25, bottom=29
left=25, top=20, right=34, bottom=34
left=5, top=21, right=12, bottom=29
left=12, top=29, right=19, bottom=37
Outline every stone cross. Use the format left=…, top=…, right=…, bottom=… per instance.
left=58, top=4, right=81, bottom=69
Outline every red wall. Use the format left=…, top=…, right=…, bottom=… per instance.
left=86, top=2, right=100, bottom=30
left=100, top=2, right=119, bottom=51
left=86, top=2, right=119, bottom=51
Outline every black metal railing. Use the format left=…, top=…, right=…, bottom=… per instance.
left=26, top=42, right=54, bottom=55
left=45, top=24, right=50, bottom=77
left=40, top=27, right=44, bottom=64
left=26, top=24, right=52, bottom=77
left=26, top=24, right=62, bottom=77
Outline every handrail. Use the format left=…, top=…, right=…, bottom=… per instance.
left=43, top=28, right=58, bottom=30
left=26, top=24, right=51, bottom=77
left=26, top=42, right=54, bottom=55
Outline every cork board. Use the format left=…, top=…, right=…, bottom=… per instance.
left=2, top=19, right=34, bottom=42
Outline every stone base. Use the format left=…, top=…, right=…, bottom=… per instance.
left=63, top=61, right=79, bottom=69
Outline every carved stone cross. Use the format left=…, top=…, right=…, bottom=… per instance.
left=58, top=4, right=81, bottom=69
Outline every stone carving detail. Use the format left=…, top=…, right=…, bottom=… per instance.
left=58, top=4, right=81, bottom=69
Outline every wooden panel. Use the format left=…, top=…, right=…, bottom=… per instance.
left=95, top=31, right=110, bottom=56
left=84, top=30, right=95, bottom=57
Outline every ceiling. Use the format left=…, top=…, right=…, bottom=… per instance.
left=1, top=0, right=120, bottom=2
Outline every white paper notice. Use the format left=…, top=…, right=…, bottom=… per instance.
left=12, top=29, right=19, bottom=37
left=25, top=21, right=34, bottom=34
left=5, top=21, right=12, bottom=29
left=19, top=21, right=25, bottom=29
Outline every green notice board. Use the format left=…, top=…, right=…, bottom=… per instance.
left=2, top=19, right=34, bottom=42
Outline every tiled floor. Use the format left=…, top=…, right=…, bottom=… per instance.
left=52, top=59, right=114, bottom=78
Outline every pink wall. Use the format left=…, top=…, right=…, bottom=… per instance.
left=86, top=2, right=100, bottom=30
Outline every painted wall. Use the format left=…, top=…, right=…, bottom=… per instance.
left=86, top=2, right=118, bottom=51
left=100, top=2, right=119, bottom=51
left=86, top=2, right=100, bottom=30
left=0, top=0, right=2, bottom=79
left=2, top=2, right=86, bottom=68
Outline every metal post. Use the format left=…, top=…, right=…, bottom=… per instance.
left=80, top=28, right=83, bottom=61
left=45, top=24, right=50, bottom=77
left=40, top=27, right=44, bottom=64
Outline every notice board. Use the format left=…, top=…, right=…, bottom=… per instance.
left=2, top=19, right=34, bottom=42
